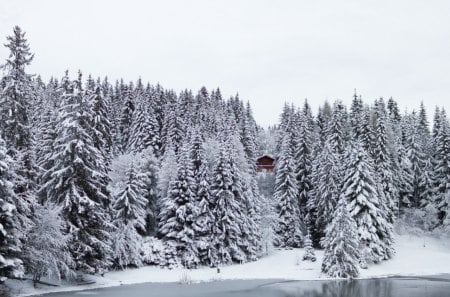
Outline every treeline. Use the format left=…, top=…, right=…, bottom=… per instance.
left=274, top=96, right=450, bottom=277
left=0, top=27, right=269, bottom=282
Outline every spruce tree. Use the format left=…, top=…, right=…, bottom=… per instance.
left=113, top=163, right=147, bottom=232
left=89, top=79, right=112, bottom=166
left=119, top=84, right=135, bottom=153
left=302, top=231, right=316, bottom=262
left=350, top=93, right=364, bottom=139
left=39, top=74, right=112, bottom=273
left=161, top=102, right=185, bottom=154
left=373, top=98, right=397, bottom=224
left=0, top=136, right=24, bottom=279
left=326, top=100, right=347, bottom=155
left=432, top=111, right=450, bottom=226
left=321, top=198, right=360, bottom=279
left=188, top=131, right=214, bottom=266
left=210, top=149, right=245, bottom=265
left=293, top=103, right=314, bottom=229
left=341, top=141, right=394, bottom=264
left=228, top=134, right=261, bottom=262
left=311, top=141, right=342, bottom=245
left=273, top=132, right=302, bottom=248
left=112, top=163, right=147, bottom=268
left=128, top=101, right=159, bottom=154
left=0, top=26, right=36, bottom=242
left=139, top=148, right=159, bottom=235
left=158, top=146, right=199, bottom=268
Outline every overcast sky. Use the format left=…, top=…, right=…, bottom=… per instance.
left=1, top=0, right=450, bottom=127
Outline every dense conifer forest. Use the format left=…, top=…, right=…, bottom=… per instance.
left=1, top=26, right=449, bottom=283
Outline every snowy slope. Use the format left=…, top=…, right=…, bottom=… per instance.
left=9, top=234, right=450, bottom=297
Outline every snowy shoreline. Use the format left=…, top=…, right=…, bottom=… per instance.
left=9, top=234, right=450, bottom=297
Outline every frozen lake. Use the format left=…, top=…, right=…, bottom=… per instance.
left=38, top=276, right=450, bottom=297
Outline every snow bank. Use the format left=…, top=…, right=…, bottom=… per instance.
left=9, top=234, right=450, bottom=296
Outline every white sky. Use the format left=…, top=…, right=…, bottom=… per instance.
left=1, top=0, right=450, bottom=127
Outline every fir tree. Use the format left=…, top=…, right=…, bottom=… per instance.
left=119, top=84, right=135, bottom=153
left=293, top=103, right=314, bottom=229
left=210, top=149, right=245, bottom=265
left=128, top=100, right=159, bottom=154
left=311, top=141, right=342, bottom=245
left=89, top=79, right=112, bottom=166
left=326, top=100, right=347, bottom=155
left=188, top=131, right=214, bottom=266
left=0, top=26, right=36, bottom=243
left=158, top=147, right=199, bottom=268
left=39, top=74, right=112, bottom=273
left=432, top=111, right=450, bottom=226
left=273, top=132, right=302, bottom=248
left=113, top=163, right=147, bottom=233
left=302, top=231, right=316, bottom=262
left=139, top=148, right=159, bottom=235
left=321, top=198, right=360, bottom=279
left=373, top=98, right=397, bottom=224
left=0, top=136, right=24, bottom=279
left=341, top=141, right=394, bottom=264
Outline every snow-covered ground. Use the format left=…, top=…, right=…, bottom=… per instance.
left=9, top=234, right=450, bottom=297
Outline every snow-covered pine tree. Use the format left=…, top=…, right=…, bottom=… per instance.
left=0, top=136, right=23, bottom=280
left=241, top=101, right=258, bottom=162
left=161, top=101, right=185, bottom=155
left=109, top=80, right=123, bottom=156
left=227, top=133, right=261, bottom=262
left=418, top=156, right=439, bottom=230
left=210, top=148, right=245, bottom=266
left=35, top=79, right=60, bottom=174
left=127, top=96, right=159, bottom=154
left=359, top=106, right=376, bottom=157
left=397, top=143, right=414, bottom=210
left=311, top=140, right=342, bottom=245
left=316, top=101, right=332, bottom=145
left=179, top=89, right=196, bottom=128
left=432, top=110, right=450, bottom=227
left=418, top=157, right=435, bottom=210
left=39, top=73, right=112, bottom=274
left=119, top=83, right=135, bottom=153
left=405, top=117, right=427, bottom=208
left=0, top=26, right=34, bottom=164
left=302, top=231, right=316, bottom=262
left=326, top=100, right=347, bottom=155
left=387, top=97, right=401, bottom=125
left=139, top=148, right=159, bottom=235
left=293, top=102, right=314, bottom=230
left=0, top=26, right=36, bottom=243
left=156, top=141, right=178, bottom=203
left=188, top=131, right=214, bottom=266
left=150, top=84, right=168, bottom=157
left=321, top=198, right=360, bottom=279
left=89, top=79, right=112, bottom=167
left=273, top=132, right=302, bottom=248
left=111, top=162, right=147, bottom=268
left=158, top=145, right=199, bottom=268
left=417, top=102, right=431, bottom=149
left=36, top=108, right=58, bottom=187
left=350, top=92, right=364, bottom=139
left=113, top=162, right=147, bottom=232
left=373, top=98, right=397, bottom=224
left=341, top=140, right=394, bottom=264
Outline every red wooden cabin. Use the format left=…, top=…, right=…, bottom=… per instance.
left=256, top=155, right=275, bottom=173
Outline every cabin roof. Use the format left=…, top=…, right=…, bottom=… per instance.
left=256, top=155, right=275, bottom=162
